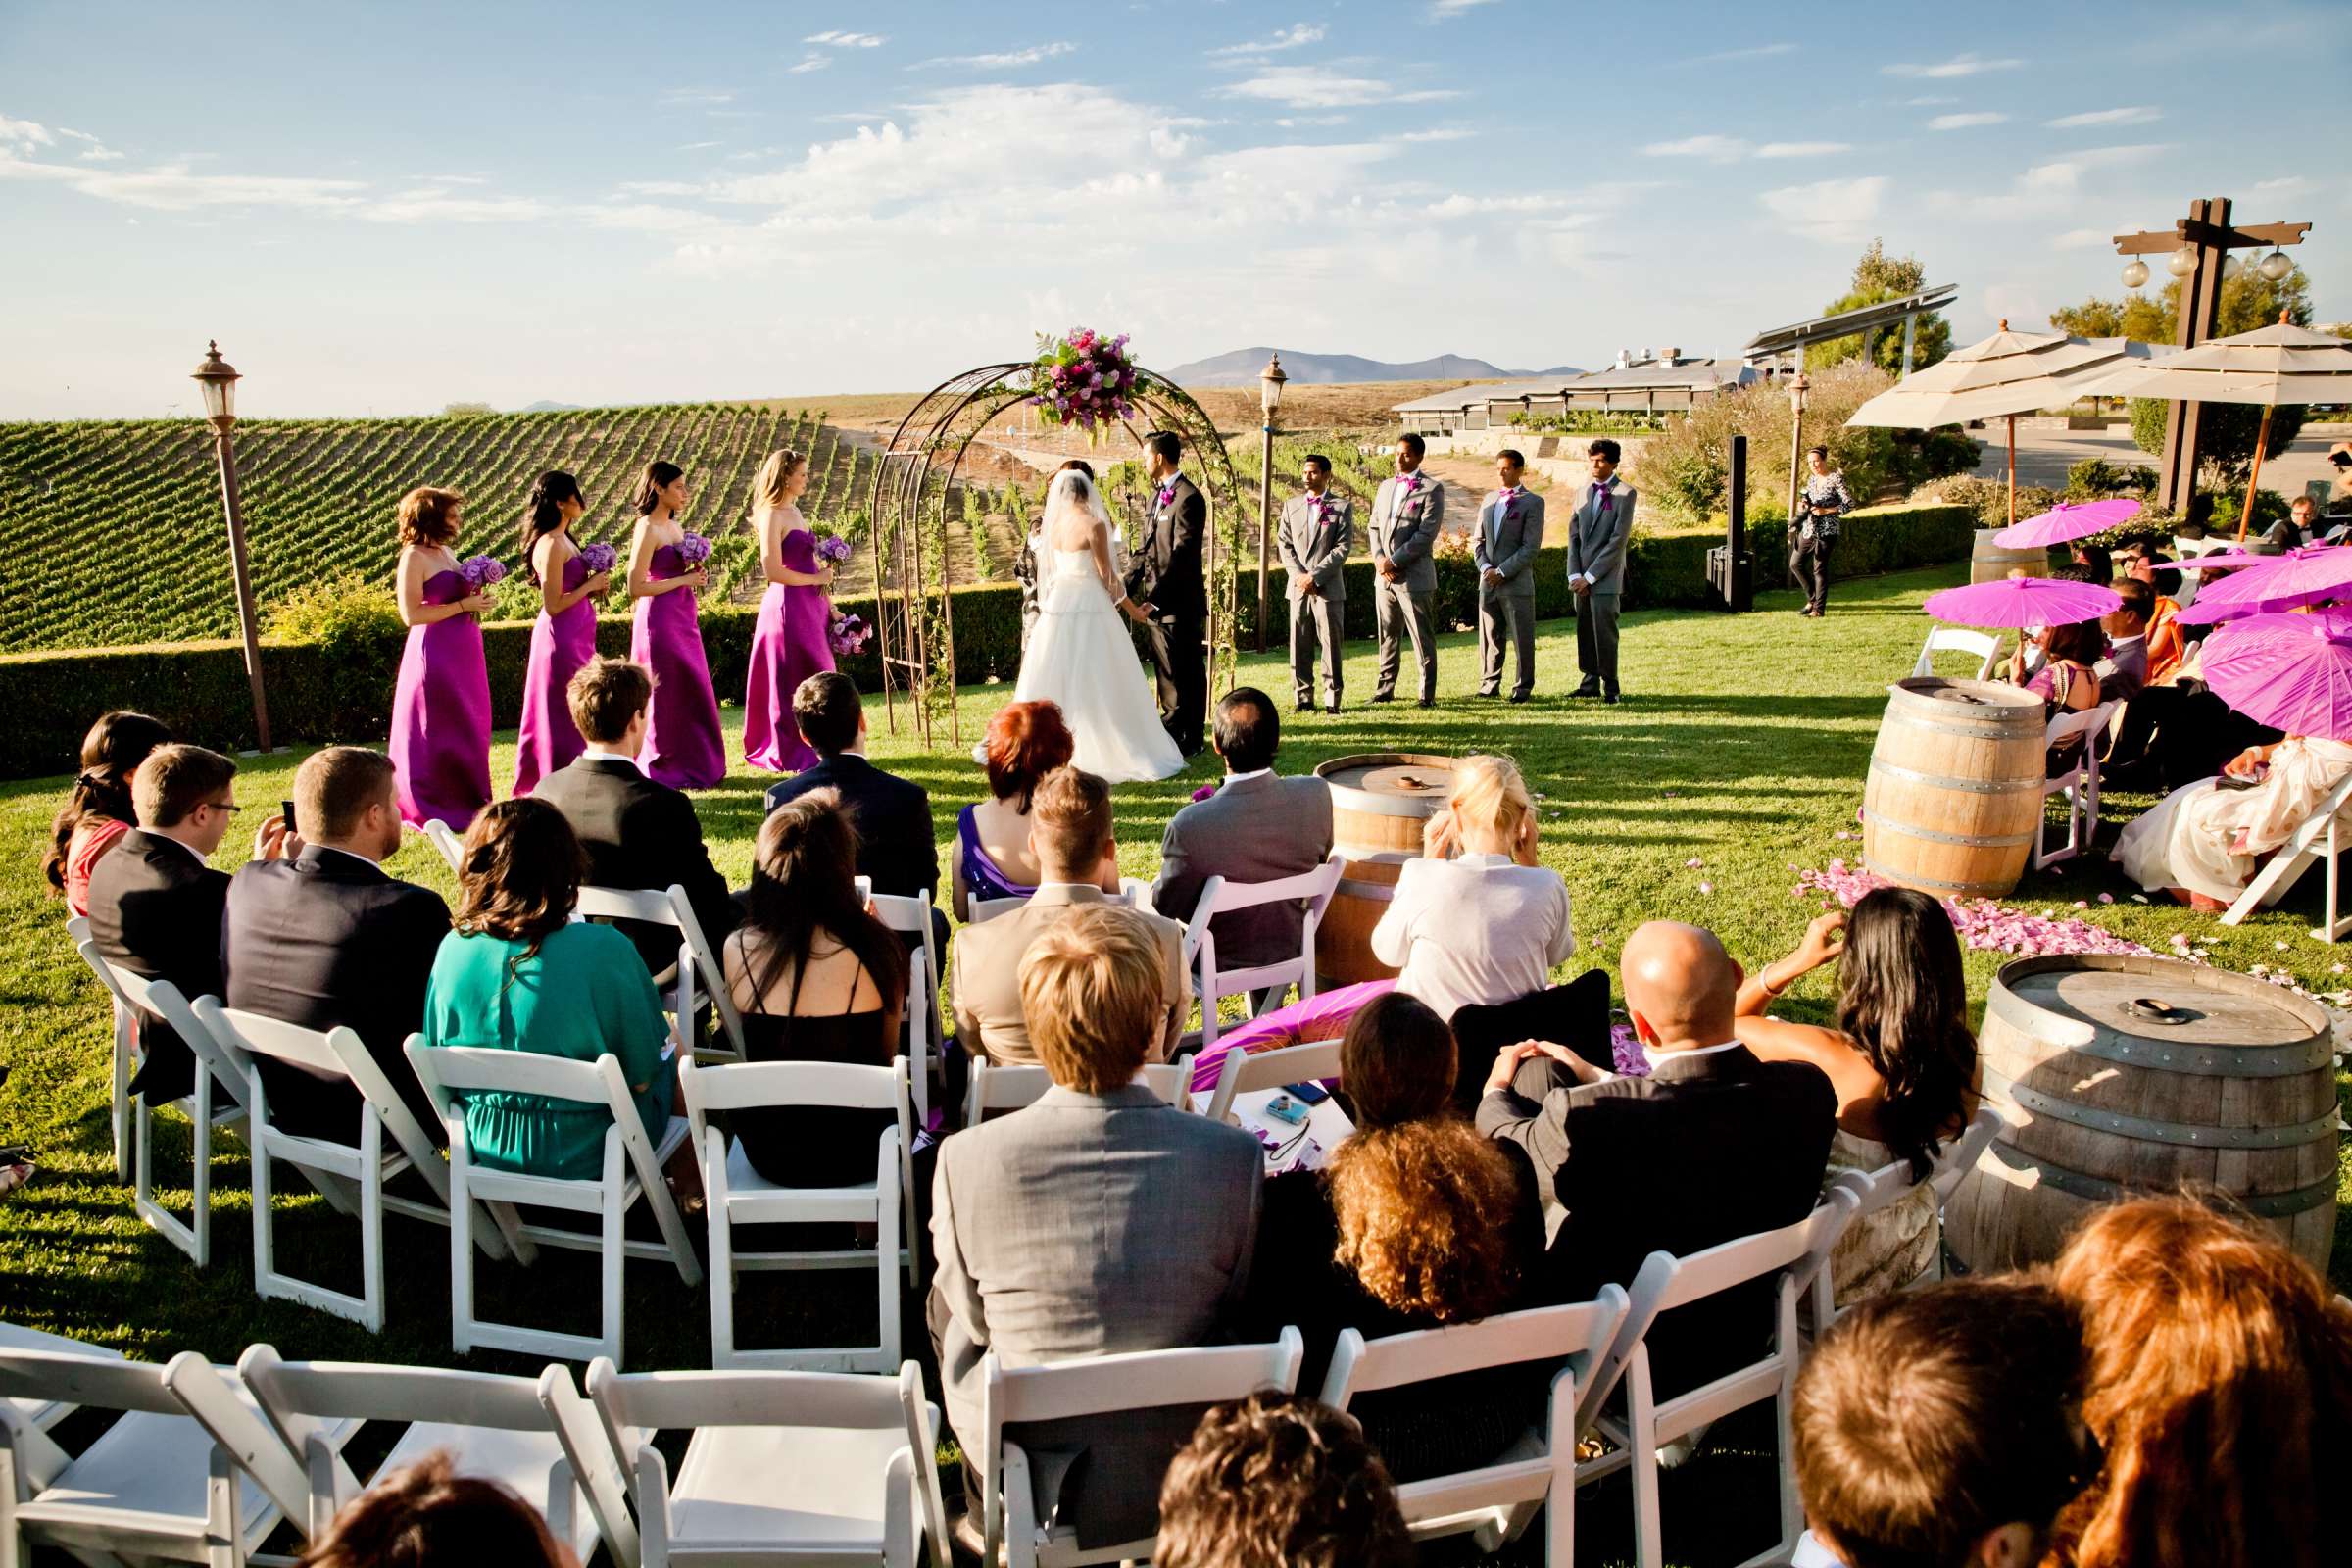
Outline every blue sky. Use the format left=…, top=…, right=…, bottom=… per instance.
left=2, top=0, right=2344, bottom=418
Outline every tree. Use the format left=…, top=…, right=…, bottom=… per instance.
left=2130, top=397, right=2305, bottom=488
left=2047, top=265, right=2316, bottom=343
left=1810, top=239, right=1952, bottom=374
left=442, top=400, right=496, bottom=417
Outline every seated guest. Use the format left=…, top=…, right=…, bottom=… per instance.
left=1792, top=1278, right=2088, bottom=1568
left=43, top=710, right=172, bottom=917
left=420, top=799, right=674, bottom=1181
left=1156, top=1394, right=1414, bottom=1568
left=2260, top=493, right=2320, bottom=554
left=2114, top=731, right=2352, bottom=909
left=2094, top=578, right=2151, bottom=703
left=953, top=766, right=1189, bottom=1067
left=1246, top=993, right=1537, bottom=1482
left=1370, top=753, right=1573, bottom=1020
left=532, top=657, right=737, bottom=976
left=298, top=1450, right=572, bottom=1568
left=1734, top=892, right=1979, bottom=1306
left=1152, top=688, right=1335, bottom=974
left=2124, top=550, right=2187, bottom=684
left=765, top=671, right=944, bottom=951
left=723, top=789, right=907, bottom=1187
left=2005, top=620, right=2102, bottom=773
left=1478, top=921, right=1836, bottom=1382
left=86, top=743, right=292, bottom=1102
left=2047, top=1196, right=2352, bottom=1568
left=222, top=747, right=452, bottom=1144
left=952, top=699, right=1073, bottom=918
left=931, top=903, right=1263, bottom=1550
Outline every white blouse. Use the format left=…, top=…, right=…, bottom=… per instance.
left=1369, top=851, right=1577, bottom=1020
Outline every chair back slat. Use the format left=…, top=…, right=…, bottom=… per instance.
left=1318, top=1293, right=1625, bottom=1405
left=421, top=819, right=466, bottom=873
left=407, top=1041, right=612, bottom=1106
left=984, top=1328, right=1301, bottom=1429
left=1199, top=858, right=1342, bottom=913
left=967, top=1057, right=1192, bottom=1125
left=1205, top=1038, right=1343, bottom=1123
left=160, top=1351, right=316, bottom=1526
left=967, top=895, right=1024, bottom=924
left=0, top=1347, right=184, bottom=1414
left=241, top=1347, right=552, bottom=1432
left=536, top=1365, right=642, bottom=1568
left=681, top=1055, right=905, bottom=1115
left=588, top=1359, right=914, bottom=1435
left=575, top=885, right=680, bottom=925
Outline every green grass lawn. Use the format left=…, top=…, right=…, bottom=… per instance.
left=3, top=561, right=2346, bottom=1565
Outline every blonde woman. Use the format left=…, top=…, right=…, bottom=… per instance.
left=742, top=447, right=836, bottom=772
left=1369, top=754, right=1574, bottom=1019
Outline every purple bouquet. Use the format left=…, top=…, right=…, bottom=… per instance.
left=814, top=532, right=853, bottom=566
left=577, top=541, right=618, bottom=575
left=828, top=612, right=872, bottom=658
left=674, top=532, right=712, bottom=566
left=1029, top=326, right=1139, bottom=434
left=456, top=554, right=506, bottom=590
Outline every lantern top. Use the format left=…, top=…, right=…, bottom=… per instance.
left=191, top=340, right=240, bottom=424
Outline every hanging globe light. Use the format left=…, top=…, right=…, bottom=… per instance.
left=2221, top=254, right=2243, bottom=281
left=2259, top=247, right=2294, bottom=282
left=2121, top=259, right=2149, bottom=290
left=2166, top=244, right=2198, bottom=277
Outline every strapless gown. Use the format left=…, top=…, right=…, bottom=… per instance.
left=513, top=555, right=599, bottom=797
left=1014, top=547, right=1186, bottom=784
left=630, top=542, right=726, bottom=789
left=390, top=567, right=492, bottom=830
left=743, top=527, right=835, bottom=773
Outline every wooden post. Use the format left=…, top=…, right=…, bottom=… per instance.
left=2238, top=403, right=2276, bottom=544
left=212, top=426, right=271, bottom=753
left=2006, top=415, right=2018, bottom=528
left=2156, top=197, right=2230, bottom=516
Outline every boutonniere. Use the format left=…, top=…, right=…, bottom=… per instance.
left=1400, top=473, right=1422, bottom=493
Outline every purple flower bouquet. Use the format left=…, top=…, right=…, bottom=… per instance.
left=675, top=532, right=712, bottom=566
left=815, top=532, right=853, bottom=566
left=828, top=611, right=872, bottom=657
left=1028, top=326, right=1140, bottom=434
left=456, top=554, right=506, bottom=590
left=577, top=541, right=618, bottom=575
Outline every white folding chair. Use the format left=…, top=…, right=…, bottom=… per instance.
left=64, top=941, right=247, bottom=1267
left=2224, top=767, right=2352, bottom=942
left=963, top=1055, right=1193, bottom=1130
left=1910, top=625, right=2002, bottom=680
left=1318, top=1290, right=1629, bottom=1565
left=0, top=1322, right=125, bottom=1438
left=979, top=1330, right=1304, bottom=1568
left=966, top=895, right=1025, bottom=925
left=537, top=1361, right=644, bottom=1568
left=402, top=1037, right=704, bottom=1366
left=419, top=816, right=466, bottom=874
left=1179, top=856, right=1344, bottom=1053
left=584, top=1357, right=949, bottom=1568
left=236, top=1345, right=605, bottom=1566
left=577, top=882, right=746, bottom=1064
left=63, top=914, right=136, bottom=1184
left=1201, top=1037, right=1344, bottom=1124
left=1575, top=1189, right=1859, bottom=1568
left=678, top=1055, right=917, bottom=1372
left=1809, top=1104, right=2006, bottom=1331
left=2034, top=700, right=2120, bottom=869
left=862, top=884, right=942, bottom=1128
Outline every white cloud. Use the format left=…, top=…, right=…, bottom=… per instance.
left=1758, top=175, right=1886, bottom=243
left=1755, top=141, right=1851, bottom=158
left=804, top=30, right=886, bottom=47
left=1963, top=143, right=2166, bottom=217
left=1884, top=52, right=2023, bottom=78
left=912, top=42, right=1078, bottom=70
left=0, top=114, right=52, bottom=151
left=678, top=140, right=720, bottom=151
left=56, top=127, right=124, bottom=162
left=1683, top=42, right=1794, bottom=65
left=1209, top=24, right=1326, bottom=58
left=403, top=172, right=492, bottom=185
left=1214, top=66, right=1457, bottom=109
left=1642, top=134, right=1748, bottom=163
left=1429, top=0, right=1500, bottom=15
left=660, top=88, right=735, bottom=107
left=2045, top=105, right=2158, bottom=128
left=2253, top=175, right=2312, bottom=196
left=1930, top=112, right=2007, bottom=130
left=788, top=55, right=831, bottom=74
left=1273, top=114, right=1349, bottom=128
left=2053, top=227, right=2109, bottom=249
left=0, top=152, right=369, bottom=213
left=361, top=191, right=553, bottom=223
left=1897, top=95, right=1958, bottom=106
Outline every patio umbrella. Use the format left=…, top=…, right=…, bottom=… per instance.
left=1923, top=576, right=2122, bottom=628
left=2086, top=314, right=2352, bottom=543
left=2170, top=544, right=2352, bottom=624
left=2200, top=608, right=2352, bottom=741
left=1993, top=497, right=2143, bottom=549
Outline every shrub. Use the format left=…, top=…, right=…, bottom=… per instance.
left=261, top=572, right=408, bottom=737
left=2130, top=398, right=2306, bottom=486
left=1909, top=475, right=2060, bottom=531
left=2064, top=457, right=2156, bottom=500
left=2208, top=489, right=2292, bottom=538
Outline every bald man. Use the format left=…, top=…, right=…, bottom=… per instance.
left=1476, top=921, right=1836, bottom=1345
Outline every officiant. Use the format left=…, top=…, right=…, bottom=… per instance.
left=1123, top=431, right=1209, bottom=757
left=1279, top=454, right=1352, bottom=714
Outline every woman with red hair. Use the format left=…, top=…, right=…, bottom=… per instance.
left=951, top=699, right=1076, bottom=917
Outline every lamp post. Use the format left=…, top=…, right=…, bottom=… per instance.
left=1255, top=353, right=1287, bottom=654
left=1784, top=365, right=1811, bottom=565
left=191, top=341, right=271, bottom=753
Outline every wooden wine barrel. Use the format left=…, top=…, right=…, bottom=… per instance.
left=1946, top=955, right=2339, bottom=1276
left=1313, top=754, right=1457, bottom=990
left=1861, top=679, right=2047, bottom=899
left=1971, top=528, right=2047, bottom=583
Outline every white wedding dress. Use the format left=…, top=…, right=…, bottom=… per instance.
left=1013, top=473, right=1187, bottom=784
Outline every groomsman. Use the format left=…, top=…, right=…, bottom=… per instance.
left=1369, top=433, right=1445, bottom=707
left=1123, top=431, right=1209, bottom=756
left=1278, top=455, right=1352, bottom=713
left=1474, top=449, right=1544, bottom=703
left=1567, top=438, right=1637, bottom=704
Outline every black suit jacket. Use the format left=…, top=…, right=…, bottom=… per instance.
left=84, top=829, right=230, bottom=1102
left=1478, top=1045, right=1836, bottom=1394
left=1124, top=473, right=1207, bottom=622
left=221, top=846, right=451, bottom=1144
left=535, top=755, right=740, bottom=975
left=764, top=753, right=940, bottom=906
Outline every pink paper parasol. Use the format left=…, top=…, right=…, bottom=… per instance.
left=2168, top=549, right=2269, bottom=573
left=2200, top=608, right=2352, bottom=741
left=1923, top=576, right=2122, bottom=629
left=1991, top=498, right=2142, bottom=549
left=2173, top=544, right=2352, bottom=613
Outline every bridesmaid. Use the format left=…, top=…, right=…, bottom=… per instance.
left=390, top=485, right=495, bottom=829
left=512, top=470, right=612, bottom=797
left=626, top=460, right=726, bottom=789
left=743, top=447, right=837, bottom=773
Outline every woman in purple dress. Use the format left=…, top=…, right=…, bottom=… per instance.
left=625, top=460, right=725, bottom=789
left=390, top=485, right=495, bottom=829
left=742, top=447, right=837, bottom=773
left=512, top=470, right=612, bottom=797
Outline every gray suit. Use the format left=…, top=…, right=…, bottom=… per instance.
left=1369, top=472, right=1445, bottom=702
left=1567, top=476, right=1636, bottom=698
left=1152, top=771, right=1335, bottom=971
left=930, top=1084, right=1263, bottom=1546
left=1278, top=492, right=1351, bottom=709
left=1474, top=487, right=1544, bottom=699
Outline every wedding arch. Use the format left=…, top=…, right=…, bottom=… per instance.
left=862, top=341, right=1250, bottom=750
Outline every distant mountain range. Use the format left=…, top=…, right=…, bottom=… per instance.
left=518, top=399, right=582, bottom=413
left=1163, top=348, right=1582, bottom=386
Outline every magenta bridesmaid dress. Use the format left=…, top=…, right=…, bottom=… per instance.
left=743, top=527, right=836, bottom=773
left=512, top=555, right=599, bottom=797
left=390, top=568, right=493, bottom=830
left=630, top=542, right=726, bottom=789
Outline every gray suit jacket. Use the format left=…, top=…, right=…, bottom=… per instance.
left=951, top=884, right=1190, bottom=1067
left=1473, top=489, right=1544, bottom=597
left=1567, top=477, right=1636, bottom=595
left=1152, top=772, right=1335, bottom=969
left=931, top=1084, right=1263, bottom=1545
left=1371, top=473, right=1445, bottom=592
left=1277, top=493, right=1352, bottom=602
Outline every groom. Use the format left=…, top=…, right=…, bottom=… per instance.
left=1124, top=430, right=1209, bottom=757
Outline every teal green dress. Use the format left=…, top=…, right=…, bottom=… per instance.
left=421, top=922, right=674, bottom=1181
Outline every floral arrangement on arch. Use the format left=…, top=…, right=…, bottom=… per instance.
left=1029, top=327, right=1138, bottom=433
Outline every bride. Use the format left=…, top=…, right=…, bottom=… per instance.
left=1014, top=468, right=1188, bottom=784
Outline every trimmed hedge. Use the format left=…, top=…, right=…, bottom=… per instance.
left=0, top=504, right=1974, bottom=780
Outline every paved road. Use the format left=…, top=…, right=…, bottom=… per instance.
left=1969, top=418, right=2349, bottom=501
